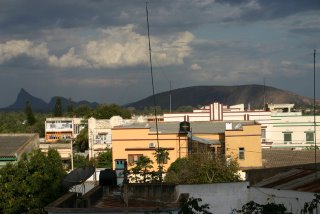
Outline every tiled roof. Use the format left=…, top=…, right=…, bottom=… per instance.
left=254, top=168, right=320, bottom=193
left=0, top=134, right=37, bottom=157
left=262, top=149, right=320, bottom=168
left=115, top=121, right=255, bottom=134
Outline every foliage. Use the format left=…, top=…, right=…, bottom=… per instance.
left=25, top=100, right=36, bottom=125
left=129, top=155, right=154, bottom=183
left=165, top=153, right=240, bottom=184
left=92, top=104, right=131, bottom=119
left=53, top=97, right=63, bottom=117
left=74, top=127, right=88, bottom=152
left=0, top=149, right=67, bottom=213
left=73, top=154, right=93, bottom=169
left=179, top=197, right=212, bottom=214
left=66, top=98, right=74, bottom=115
left=153, top=148, right=170, bottom=182
left=302, top=193, right=320, bottom=214
left=96, top=150, right=112, bottom=168
left=128, top=149, right=169, bottom=183
left=233, top=201, right=290, bottom=214
left=0, top=111, right=47, bottom=137
left=176, top=105, right=194, bottom=113
left=72, top=105, right=92, bottom=118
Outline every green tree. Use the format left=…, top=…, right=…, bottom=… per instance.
left=128, top=155, right=154, bottom=183
left=179, top=197, right=212, bottom=214
left=67, top=98, right=74, bottom=115
left=73, top=105, right=92, bottom=118
left=165, top=153, right=240, bottom=184
left=0, top=149, right=66, bottom=213
left=234, top=201, right=289, bottom=214
left=73, top=154, right=93, bottom=169
left=25, top=100, right=36, bottom=125
left=92, top=104, right=131, bottom=119
left=74, top=127, right=88, bottom=152
left=53, top=97, right=63, bottom=117
left=153, top=148, right=170, bottom=182
left=96, top=150, right=112, bottom=168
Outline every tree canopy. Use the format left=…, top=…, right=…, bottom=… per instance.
left=74, top=127, right=88, bottom=152
left=25, top=100, right=36, bottom=125
left=53, top=97, right=63, bottom=117
left=165, top=154, right=240, bottom=184
left=96, top=150, right=112, bottom=168
left=0, top=149, right=67, bottom=213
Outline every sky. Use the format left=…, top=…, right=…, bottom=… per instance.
left=0, top=0, right=319, bottom=107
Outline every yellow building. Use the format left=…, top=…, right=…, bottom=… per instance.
left=225, top=124, right=262, bottom=168
left=112, top=121, right=262, bottom=171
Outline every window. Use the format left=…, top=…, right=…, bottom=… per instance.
left=238, top=148, right=245, bottom=160
left=306, top=132, right=314, bottom=144
left=128, top=154, right=142, bottom=166
left=261, top=128, right=266, bottom=142
left=283, top=132, right=292, bottom=144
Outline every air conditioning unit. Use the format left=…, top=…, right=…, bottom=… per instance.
left=149, top=142, right=156, bottom=148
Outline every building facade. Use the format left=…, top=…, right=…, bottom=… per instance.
left=45, top=117, right=84, bottom=142
left=164, top=101, right=320, bottom=149
left=112, top=121, right=262, bottom=171
left=88, top=116, right=147, bottom=159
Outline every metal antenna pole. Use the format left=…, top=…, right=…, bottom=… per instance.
left=314, top=49, right=317, bottom=175
left=146, top=1, right=159, bottom=149
left=170, top=80, right=172, bottom=113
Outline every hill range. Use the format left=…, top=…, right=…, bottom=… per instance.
left=1, top=85, right=317, bottom=112
left=125, top=85, right=317, bottom=110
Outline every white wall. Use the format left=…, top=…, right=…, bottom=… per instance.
left=175, top=182, right=316, bottom=214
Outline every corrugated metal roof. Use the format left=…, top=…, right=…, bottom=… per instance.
left=115, top=121, right=255, bottom=134
left=0, top=134, right=36, bottom=156
left=262, top=149, right=320, bottom=168
left=254, top=168, right=320, bottom=193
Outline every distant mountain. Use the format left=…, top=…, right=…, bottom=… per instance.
left=1, top=88, right=99, bottom=112
left=125, top=85, right=317, bottom=110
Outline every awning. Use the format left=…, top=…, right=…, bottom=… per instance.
left=187, top=132, right=221, bottom=145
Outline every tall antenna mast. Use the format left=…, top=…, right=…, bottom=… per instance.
left=263, top=78, right=266, bottom=110
left=146, top=1, right=159, bottom=149
left=314, top=49, right=317, bottom=175
left=169, top=80, right=172, bottom=113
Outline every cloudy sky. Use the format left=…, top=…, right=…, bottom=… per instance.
left=0, top=0, right=319, bottom=107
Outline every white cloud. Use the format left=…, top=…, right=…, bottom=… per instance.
left=59, top=77, right=138, bottom=87
left=0, top=40, right=48, bottom=63
left=85, top=25, right=194, bottom=68
left=0, top=25, right=194, bottom=69
left=48, top=48, right=89, bottom=68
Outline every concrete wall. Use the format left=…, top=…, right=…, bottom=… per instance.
left=175, top=182, right=316, bottom=214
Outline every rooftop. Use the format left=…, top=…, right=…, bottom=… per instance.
left=114, top=121, right=255, bottom=134
left=254, top=168, right=320, bottom=193
left=262, top=149, right=320, bottom=168
left=0, top=133, right=38, bottom=157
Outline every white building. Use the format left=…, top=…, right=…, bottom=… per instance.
left=163, top=102, right=320, bottom=149
left=45, top=117, right=85, bottom=142
left=88, top=115, right=147, bottom=159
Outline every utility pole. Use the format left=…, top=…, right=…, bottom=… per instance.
left=314, top=49, right=317, bottom=175
left=170, top=80, right=172, bottom=113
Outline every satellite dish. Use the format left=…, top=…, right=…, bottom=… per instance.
left=235, top=123, right=242, bottom=129
left=62, top=166, right=95, bottom=189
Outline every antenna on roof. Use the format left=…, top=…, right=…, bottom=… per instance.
left=145, top=1, right=159, bottom=149
left=263, top=78, right=266, bottom=110
left=313, top=49, right=317, bottom=177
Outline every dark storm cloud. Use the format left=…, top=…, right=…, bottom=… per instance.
left=215, top=0, right=320, bottom=22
